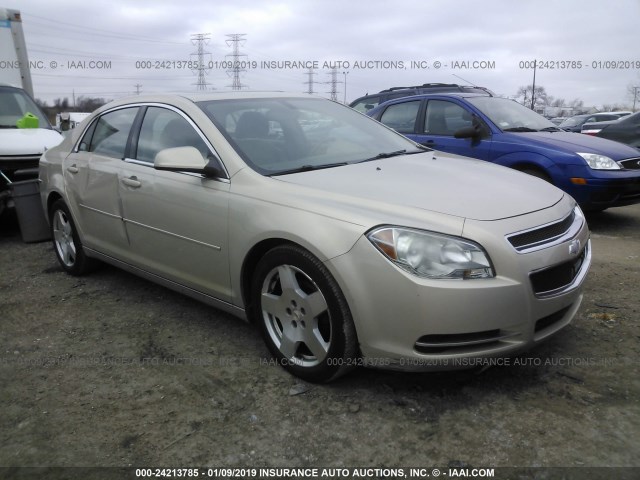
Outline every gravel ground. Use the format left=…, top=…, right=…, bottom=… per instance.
left=1, top=204, right=639, bottom=478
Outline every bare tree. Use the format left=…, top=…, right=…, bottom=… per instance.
left=515, top=85, right=551, bottom=110
left=627, top=83, right=640, bottom=111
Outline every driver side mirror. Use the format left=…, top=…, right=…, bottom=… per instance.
left=454, top=115, right=487, bottom=140
left=154, top=146, right=225, bottom=178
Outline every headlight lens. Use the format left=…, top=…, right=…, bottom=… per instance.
left=367, top=227, right=495, bottom=279
left=577, top=153, right=620, bottom=170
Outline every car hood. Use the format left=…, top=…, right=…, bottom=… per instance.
left=274, top=152, right=564, bottom=221
left=501, top=131, right=639, bottom=160
left=0, top=128, right=63, bottom=155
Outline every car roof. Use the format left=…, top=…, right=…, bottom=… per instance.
left=92, top=92, right=327, bottom=112
left=380, top=92, right=492, bottom=102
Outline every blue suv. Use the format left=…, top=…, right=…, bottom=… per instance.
left=367, top=93, right=640, bottom=211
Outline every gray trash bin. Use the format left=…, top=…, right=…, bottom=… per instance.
left=9, top=179, right=51, bottom=243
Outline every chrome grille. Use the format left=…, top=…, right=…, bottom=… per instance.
left=507, top=209, right=579, bottom=253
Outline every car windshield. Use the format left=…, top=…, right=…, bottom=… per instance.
left=467, top=96, right=557, bottom=132
left=558, top=116, right=584, bottom=128
left=197, top=97, right=422, bottom=175
left=0, top=86, right=51, bottom=129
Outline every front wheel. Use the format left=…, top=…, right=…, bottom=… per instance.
left=251, top=244, right=358, bottom=383
left=50, top=199, right=97, bottom=275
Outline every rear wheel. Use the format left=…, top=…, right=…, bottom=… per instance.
left=251, top=244, right=358, bottom=383
left=50, top=199, right=97, bottom=275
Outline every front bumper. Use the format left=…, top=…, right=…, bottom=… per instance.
left=325, top=202, right=591, bottom=371
left=557, top=166, right=640, bottom=209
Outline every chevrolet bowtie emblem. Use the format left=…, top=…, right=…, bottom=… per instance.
left=569, top=239, right=581, bottom=256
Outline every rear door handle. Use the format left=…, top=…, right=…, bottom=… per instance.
left=66, top=165, right=79, bottom=174
left=121, top=176, right=141, bottom=188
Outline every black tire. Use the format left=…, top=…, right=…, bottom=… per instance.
left=49, top=199, right=97, bottom=275
left=250, top=244, right=358, bottom=383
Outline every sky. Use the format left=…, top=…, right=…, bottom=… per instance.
left=2, top=0, right=640, bottom=110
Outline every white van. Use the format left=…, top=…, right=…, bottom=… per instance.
left=0, top=9, right=63, bottom=215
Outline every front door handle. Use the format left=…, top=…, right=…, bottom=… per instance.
left=121, top=176, right=141, bottom=188
left=66, top=165, right=79, bottom=174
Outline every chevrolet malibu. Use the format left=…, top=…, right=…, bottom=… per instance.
left=39, top=93, right=591, bottom=382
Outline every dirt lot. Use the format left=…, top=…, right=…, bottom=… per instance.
left=1, top=204, right=639, bottom=476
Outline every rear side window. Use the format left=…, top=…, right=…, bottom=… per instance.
left=351, top=96, right=381, bottom=113
left=379, top=101, right=420, bottom=133
left=83, top=108, right=138, bottom=158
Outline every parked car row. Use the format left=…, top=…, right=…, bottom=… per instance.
left=6, top=81, right=635, bottom=382
left=581, top=111, right=640, bottom=148
left=557, top=112, right=630, bottom=133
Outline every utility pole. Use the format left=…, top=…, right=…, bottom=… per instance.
left=134, top=84, right=142, bottom=95
left=303, top=68, right=318, bottom=94
left=530, top=60, right=537, bottom=110
left=326, top=68, right=340, bottom=102
left=190, top=33, right=212, bottom=91
left=226, top=34, right=248, bottom=90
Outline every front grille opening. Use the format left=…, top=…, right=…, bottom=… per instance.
left=530, top=246, right=586, bottom=295
left=535, top=306, right=570, bottom=333
left=508, top=211, right=575, bottom=251
left=415, top=329, right=502, bottom=354
left=620, top=157, right=640, bottom=170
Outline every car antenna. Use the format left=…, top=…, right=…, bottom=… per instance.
left=452, top=73, right=477, bottom=86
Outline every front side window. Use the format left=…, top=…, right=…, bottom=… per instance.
left=87, top=108, right=139, bottom=158
left=380, top=101, right=420, bottom=133
left=423, top=100, right=473, bottom=136
left=136, top=107, right=211, bottom=163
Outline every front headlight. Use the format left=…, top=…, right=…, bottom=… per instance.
left=367, top=227, right=495, bottom=279
left=577, top=152, right=620, bottom=170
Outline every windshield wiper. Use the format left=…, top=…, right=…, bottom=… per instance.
left=270, top=162, right=349, bottom=176
left=0, top=125, right=18, bottom=129
left=503, top=127, right=539, bottom=132
left=539, top=126, right=561, bottom=132
left=356, top=149, right=411, bottom=163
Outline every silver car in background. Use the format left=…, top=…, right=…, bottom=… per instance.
left=39, top=93, right=591, bottom=382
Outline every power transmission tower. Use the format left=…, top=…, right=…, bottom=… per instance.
left=326, top=68, right=340, bottom=101
left=190, top=33, right=212, bottom=91
left=303, top=68, right=318, bottom=94
left=225, top=34, right=248, bottom=90
left=134, top=84, right=142, bottom=95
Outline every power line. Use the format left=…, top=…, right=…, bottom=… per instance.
left=24, top=13, right=186, bottom=45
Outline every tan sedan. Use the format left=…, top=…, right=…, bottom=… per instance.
left=39, top=93, right=591, bottom=382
